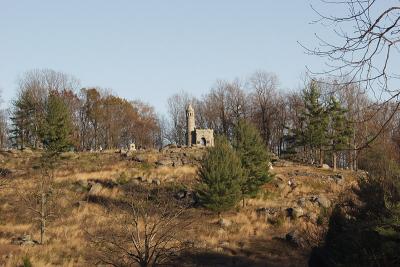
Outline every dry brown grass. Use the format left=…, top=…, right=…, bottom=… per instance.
left=0, top=151, right=355, bottom=266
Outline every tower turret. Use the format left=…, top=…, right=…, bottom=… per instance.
left=186, top=104, right=195, bottom=146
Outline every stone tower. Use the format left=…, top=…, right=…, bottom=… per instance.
left=186, top=104, right=195, bottom=146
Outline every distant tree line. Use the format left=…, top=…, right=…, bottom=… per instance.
left=1, top=68, right=400, bottom=172
left=165, top=71, right=400, bottom=171
left=5, top=69, right=160, bottom=151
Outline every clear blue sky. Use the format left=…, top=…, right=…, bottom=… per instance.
left=0, top=1, right=330, bottom=113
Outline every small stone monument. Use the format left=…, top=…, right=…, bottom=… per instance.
left=129, top=143, right=136, bottom=151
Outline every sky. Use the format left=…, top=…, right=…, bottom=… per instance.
left=0, top=1, right=334, bottom=113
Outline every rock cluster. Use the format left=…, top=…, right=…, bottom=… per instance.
left=132, top=146, right=205, bottom=167
left=11, top=235, right=38, bottom=246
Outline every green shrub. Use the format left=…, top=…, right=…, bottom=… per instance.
left=22, top=256, right=32, bottom=267
left=233, top=120, right=273, bottom=204
left=117, top=172, right=129, bottom=185
left=197, top=136, right=243, bottom=214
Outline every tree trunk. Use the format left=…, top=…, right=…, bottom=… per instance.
left=333, top=152, right=337, bottom=171
left=40, top=192, right=46, bottom=244
left=319, top=147, right=324, bottom=166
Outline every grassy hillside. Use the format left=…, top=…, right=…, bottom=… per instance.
left=0, top=148, right=359, bottom=267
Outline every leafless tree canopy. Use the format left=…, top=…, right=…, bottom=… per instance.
left=305, top=0, right=400, bottom=99
left=88, top=198, right=191, bottom=267
left=18, top=157, right=59, bottom=244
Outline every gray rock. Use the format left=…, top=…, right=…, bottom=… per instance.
left=331, top=174, right=345, bottom=184
left=88, top=183, right=103, bottom=196
left=256, top=207, right=280, bottom=216
left=316, top=195, right=331, bottom=208
left=321, top=164, right=330, bottom=169
left=285, top=230, right=303, bottom=247
left=292, top=207, right=304, bottom=218
left=286, top=207, right=304, bottom=218
left=11, top=235, right=38, bottom=246
left=137, top=176, right=146, bottom=183
left=174, top=190, right=187, bottom=199
left=156, top=159, right=174, bottom=166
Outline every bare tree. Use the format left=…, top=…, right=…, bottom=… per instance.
left=304, top=0, right=400, bottom=148
left=167, top=91, right=193, bottom=145
left=249, top=71, right=280, bottom=147
left=18, top=155, right=58, bottom=244
left=88, top=198, right=191, bottom=267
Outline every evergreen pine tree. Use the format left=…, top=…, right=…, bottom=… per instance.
left=233, top=119, right=272, bottom=206
left=10, top=98, right=30, bottom=150
left=197, top=136, right=243, bottom=215
left=327, top=96, right=353, bottom=170
left=41, top=91, right=73, bottom=154
left=296, top=81, right=329, bottom=165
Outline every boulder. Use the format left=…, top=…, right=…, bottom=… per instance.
left=137, top=176, right=146, bottom=183
left=292, top=207, right=304, bottom=218
left=88, top=183, right=103, bottom=196
left=152, top=179, right=161, bottom=186
left=256, top=207, right=280, bottom=221
left=286, top=207, right=304, bottom=219
left=156, top=159, right=174, bottom=167
left=267, top=162, right=273, bottom=171
left=11, top=235, right=38, bottom=246
left=321, top=164, right=330, bottom=170
left=174, top=190, right=187, bottom=200
left=285, top=230, right=303, bottom=247
left=316, top=195, right=331, bottom=208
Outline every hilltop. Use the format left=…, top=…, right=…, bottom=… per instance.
left=0, top=148, right=362, bottom=266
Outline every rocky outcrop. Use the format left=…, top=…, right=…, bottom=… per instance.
left=11, top=235, right=38, bottom=246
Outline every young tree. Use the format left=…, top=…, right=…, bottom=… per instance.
left=327, top=96, right=353, bottom=171
left=296, top=81, right=329, bottom=165
left=88, top=197, right=190, bottom=267
left=19, top=155, right=58, bottom=244
left=41, top=91, right=73, bottom=153
left=197, top=136, right=243, bottom=215
left=233, top=119, right=272, bottom=207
